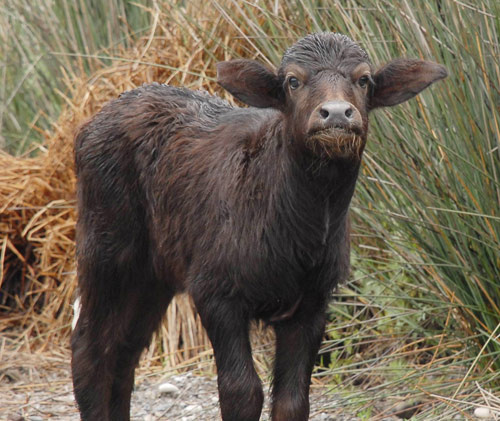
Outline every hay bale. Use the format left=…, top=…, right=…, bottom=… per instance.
left=0, top=4, right=257, bottom=368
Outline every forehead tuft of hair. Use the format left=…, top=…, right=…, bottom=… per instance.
left=280, top=32, right=369, bottom=72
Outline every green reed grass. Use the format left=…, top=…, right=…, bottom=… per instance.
left=0, top=0, right=153, bottom=153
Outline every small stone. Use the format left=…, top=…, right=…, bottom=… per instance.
left=392, top=401, right=421, bottom=419
left=184, top=404, right=202, bottom=413
left=474, top=407, right=491, bottom=418
left=158, top=382, right=180, bottom=394
left=56, top=394, right=75, bottom=402
left=144, top=415, right=154, bottom=421
left=154, top=403, right=170, bottom=412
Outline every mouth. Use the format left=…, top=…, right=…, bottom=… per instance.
left=308, top=125, right=361, bottom=138
left=306, top=126, right=365, bottom=158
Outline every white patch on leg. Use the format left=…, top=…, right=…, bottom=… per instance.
left=72, top=295, right=81, bottom=330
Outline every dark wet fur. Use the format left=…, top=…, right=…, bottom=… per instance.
left=281, top=32, right=370, bottom=71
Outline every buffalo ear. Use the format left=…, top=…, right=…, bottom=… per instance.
left=217, top=59, right=284, bottom=109
left=369, top=59, right=447, bottom=109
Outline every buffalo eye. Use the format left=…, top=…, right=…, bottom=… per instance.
left=288, top=76, right=300, bottom=90
left=358, top=75, right=370, bottom=89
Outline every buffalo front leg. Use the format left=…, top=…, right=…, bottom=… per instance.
left=271, top=297, right=327, bottom=421
left=194, top=294, right=264, bottom=421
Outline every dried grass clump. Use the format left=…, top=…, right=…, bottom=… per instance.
left=0, top=2, right=267, bottom=369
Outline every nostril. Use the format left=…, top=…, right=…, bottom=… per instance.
left=316, top=102, right=357, bottom=128
left=319, top=108, right=329, bottom=120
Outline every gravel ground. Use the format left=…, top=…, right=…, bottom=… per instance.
left=1, top=344, right=495, bottom=421
left=8, top=348, right=468, bottom=421
left=1, top=368, right=361, bottom=421
left=2, top=351, right=490, bottom=421
left=0, top=349, right=378, bottom=421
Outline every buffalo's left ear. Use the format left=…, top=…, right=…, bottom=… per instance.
left=369, top=59, right=447, bottom=109
left=217, top=59, right=284, bottom=109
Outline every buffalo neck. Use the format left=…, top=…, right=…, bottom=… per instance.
left=269, top=110, right=360, bottom=223
left=236, top=109, right=361, bottom=256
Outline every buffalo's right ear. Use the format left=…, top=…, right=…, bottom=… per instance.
left=217, top=59, right=284, bottom=109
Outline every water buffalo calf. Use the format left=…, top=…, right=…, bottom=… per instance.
left=71, top=32, right=447, bottom=421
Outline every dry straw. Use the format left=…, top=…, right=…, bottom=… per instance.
left=0, top=2, right=274, bottom=370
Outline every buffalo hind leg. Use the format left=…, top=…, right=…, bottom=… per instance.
left=109, top=287, right=173, bottom=419
left=71, top=313, right=114, bottom=421
left=71, top=283, right=173, bottom=421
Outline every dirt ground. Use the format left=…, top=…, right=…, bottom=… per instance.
left=3, top=335, right=500, bottom=421
left=0, top=346, right=394, bottom=421
left=3, top=346, right=497, bottom=421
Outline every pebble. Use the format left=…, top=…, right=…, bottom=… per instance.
left=185, top=404, right=202, bottom=413
left=55, top=394, right=75, bottom=402
left=158, top=382, right=180, bottom=394
left=391, top=400, right=421, bottom=419
left=474, top=406, right=491, bottom=418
